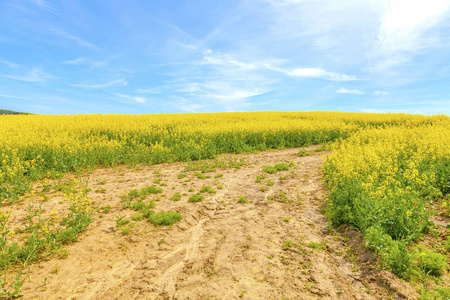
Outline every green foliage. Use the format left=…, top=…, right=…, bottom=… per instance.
left=283, top=241, right=294, bottom=248
left=298, top=149, right=312, bottom=157
left=364, top=226, right=412, bottom=279
left=263, top=166, right=277, bottom=174
left=147, top=211, right=182, bottom=226
left=263, top=163, right=289, bottom=174
left=100, top=206, right=111, bottom=213
left=307, top=242, right=326, bottom=250
left=200, top=185, right=216, bottom=194
left=237, top=196, right=248, bottom=204
left=121, top=185, right=162, bottom=208
left=414, top=246, right=446, bottom=277
left=55, top=228, right=78, bottom=244
left=255, top=174, right=266, bottom=183
left=177, top=174, right=186, bottom=179
left=275, top=163, right=289, bottom=171
left=189, top=194, right=204, bottom=203
left=170, top=192, right=181, bottom=201
left=193, top=173, right=206, bottom=179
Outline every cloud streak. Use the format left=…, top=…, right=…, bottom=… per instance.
left=4, top=68, right=50, bottom=82
left=72, top=79, right=127, bottom=89
left=30, top=0, right=57, bottom=14
left=288, top=68, right=358, bottom=81
left=51, top=29, right=99, bottom=49
left=336, top=88, right=364, bottom=95
left=116, top=94, right=146, bottom=104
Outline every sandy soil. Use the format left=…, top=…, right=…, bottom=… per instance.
left=9, top=146, right=419, bottom=299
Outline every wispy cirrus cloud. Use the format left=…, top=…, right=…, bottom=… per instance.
left=288, top=68, right=358, bottom=81
left=51, top=29, right=99, bottom=49
left=374, top=90, right=388, bottom=95
left=116, top=94, right=146, bottom=104
left=136, top=88, right=162, bottom=94
left=0, top=60, right=19, bottom=68
left=336, top=88, right=364, bottom=95
left=63, top=57, right=109, bottom=68
left=72, top=79, right=127, bottom=89
left=201, top=52, right=357, bottom=81
left=4, top=68, right=50, bottom=82
left=30, top=0, right=57, bottom=14
left=63, top=58, right=86, bottom=65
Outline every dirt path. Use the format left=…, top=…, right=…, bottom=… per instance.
left=19, top=146, right=417, bottom=299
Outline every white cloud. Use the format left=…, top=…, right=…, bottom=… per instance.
left=63, top=57, right=109, bottom=68
left=136, top=88, right=162, bottom=94
left=200, top=53, right=357, bottom=82
left=51, top=29, right=98, bottom=49
left=379, top=0, right=450, bottom=52
left=336, top=88, right=364, bottom=95
left=289, top=68, right=358, bottom=81
left=0, top=60, right=18, bottom=68
left=63, top=58, right=86, bottom=65
left=202, top=55, right=259, bottom=70
left=374, top=0, right=450, bottom=70
left=72, top=79, right=127, bottom=89
left=4, top=68, right=50, bottom=82
left=175, top=41, right=198, bottom=50
left=30, top=0, right=56, bottom=13
left=116, top=94, right=146, bottom=104
left=374, top=91, right=388, bottom=95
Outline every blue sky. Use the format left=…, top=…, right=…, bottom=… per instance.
left=1, top=0, right=450, bottom=115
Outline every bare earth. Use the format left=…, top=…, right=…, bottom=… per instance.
left=14, top=146, right=418, bottom=299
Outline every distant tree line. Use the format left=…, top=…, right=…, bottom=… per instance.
left=0, top=109, right=28, bottom=115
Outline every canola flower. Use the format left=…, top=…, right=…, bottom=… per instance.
left=324, top=120, right=450, bottom=278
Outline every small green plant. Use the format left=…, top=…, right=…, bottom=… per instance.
left=100, top=206, right=111, bottom=213
left=177, top=174, right=186, bottom=179
left=276, top=192, right=289, bottom=203
left=263, top=166, right=277, bottom=174
left=237, top=196, right=248, bottom=204
left=115, top=215, right=135, bottom=234
left=260, top=186, right=268, bottom=192
left=298, top=149, right=312, bottom=157
left=263, top=164, right=289, bottom=174
left=188, top=188, right=194, bottom=192
left=415, top=246, right=446, bottom=277
left=193, top=173, right=206, bottom=179
left=283, top=217, right=290, bottom=222
left=307, top=241, right=326, bottom=250
left=121, top=186, right=162, bottom=208
left=255, top=174, right=267, bottom=183
left=283, top=240, right=294, bottom=249
left=200, top=185, right=216, bottom=194
left=132, top=214, right=144, bottom=221
left=189, top=194, right=204, bottom=203
left=266, top=180, right=275, bottom=186
left=147, top=211, right=182, bottom=226
left=274, top=163, right=289, bottom=171
left=170, top=192, right=181, bottom=201
left=214, top=174, right=223, bottom=179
